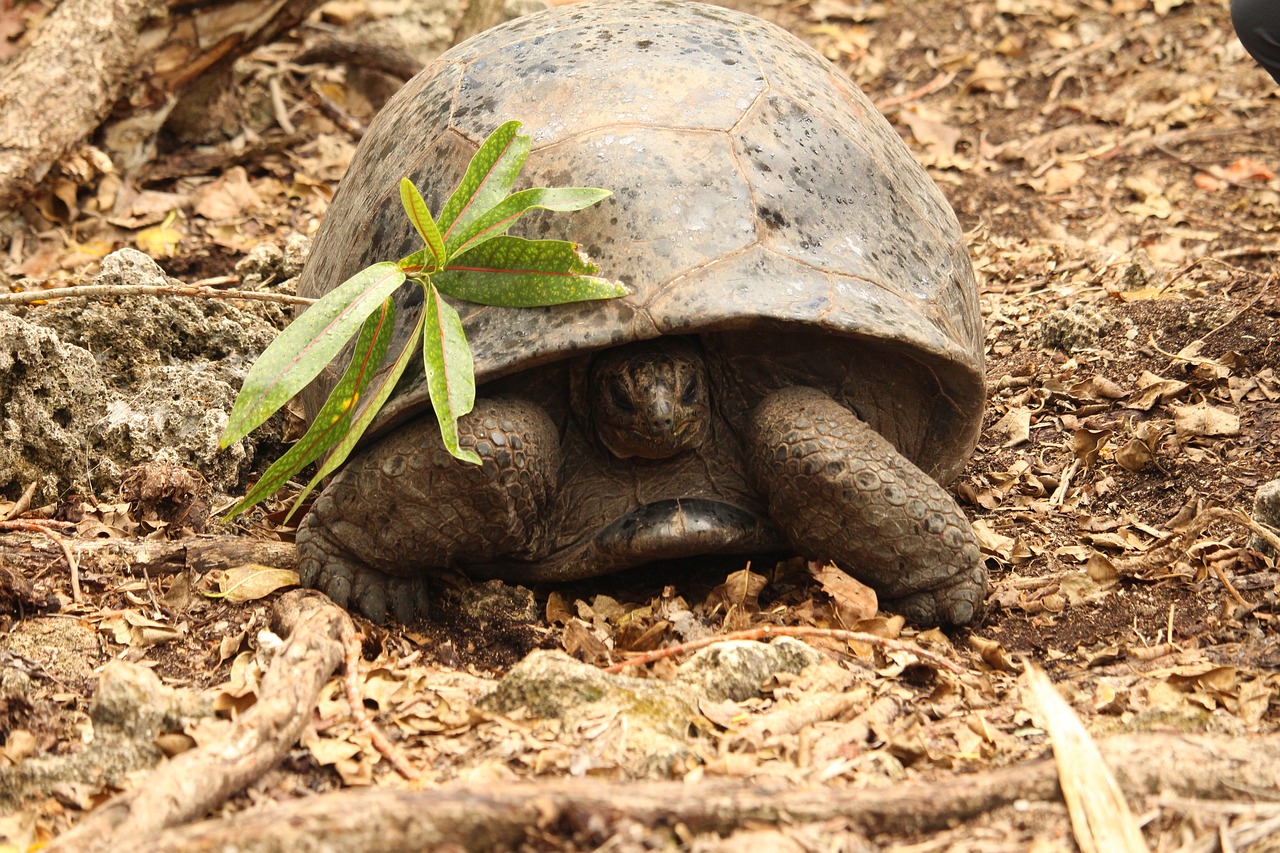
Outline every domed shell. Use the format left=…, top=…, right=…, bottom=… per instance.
left=297, top=0, right=984, bottom=482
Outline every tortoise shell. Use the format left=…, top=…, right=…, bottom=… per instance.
left=296, top=0, right=984, bottom=483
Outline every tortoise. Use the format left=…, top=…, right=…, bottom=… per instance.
left=293, top=0, right=987, bottom=626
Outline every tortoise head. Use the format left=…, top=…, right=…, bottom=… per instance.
left=588, top=338, right=710, bottom=460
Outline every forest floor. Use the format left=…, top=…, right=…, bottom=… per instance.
left=2, top=0, right=1279, bottom=850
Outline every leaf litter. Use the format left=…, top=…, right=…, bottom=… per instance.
left=1, top=0, right=1279, bottom=849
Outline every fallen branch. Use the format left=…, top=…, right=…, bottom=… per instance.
left=0, top=0, right=166, bottom=211
left=0, top=520, right=82, bottom=602
left=46, top=590, right=351, bottom=853
left=0, top=532, right=296, bottom=586
left=128, top=733, right=1280, bottom=852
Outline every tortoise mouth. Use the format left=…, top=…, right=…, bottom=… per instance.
left=593, top=499, right=783, bottom=563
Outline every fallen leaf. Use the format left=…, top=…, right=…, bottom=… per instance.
left=993, top=405, right=1031, bottom=446
left=135, top=210, right=183, bottom=257
left=808, top=561, right=878, bottom=623
left=204, top=565, right=299, bottom=603
left=706, top=567, right=767, bottom=613
left=1171, top=401, right=1240, bottom=438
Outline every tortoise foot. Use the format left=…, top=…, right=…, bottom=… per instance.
left=747, top=387, right=986, bottom=627
left=295, top=397, right=560, bottom=623
left=297, top=524, right=431, bottom=623
left=883, top=562, right=986, bottom=627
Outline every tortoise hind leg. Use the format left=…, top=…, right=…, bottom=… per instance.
left=296, top=398, right=559, bottom=623
left=746, top=387, right=985, bottom=626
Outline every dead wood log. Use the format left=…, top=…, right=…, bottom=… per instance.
left=125, top=733, right=1280, bottom=852
left=0, top=0, right=165, bottom=210
left=45, top=589, right=350, bottom=853
left=0, top=532, right=295, bottom=579
left=0, top=0, right=322, bottom=211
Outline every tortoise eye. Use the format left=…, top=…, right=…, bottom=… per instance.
left=608, top=383, right=635, bottom=413
left=680, top=376, right=700, bottom=405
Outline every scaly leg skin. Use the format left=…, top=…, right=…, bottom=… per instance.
left=747, top=387, right=985, bottom=626
left=296, top=398, right=559, bottom=623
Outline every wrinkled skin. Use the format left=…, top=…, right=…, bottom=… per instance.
left=296, top=337, right=985, bottom=626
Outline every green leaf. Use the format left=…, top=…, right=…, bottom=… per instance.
left=422, top=283, right=480, bottom=465
left=220, top=262, right=406, bottom=446
left=446, top=186, right=612, bottom=258
left=291, top=311, right=429, bottom=515
left=398, top=248, right=430, bottom=275
left=433, top=236, right=627, bottom=307
left=437, top=120, right=530, bottom=246
left=399, top=178, right=446, bottom=270
left=222, top=298, right=397, bottom=520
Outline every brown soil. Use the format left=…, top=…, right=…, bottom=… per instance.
left=2, top=0, right=1279, bottom=850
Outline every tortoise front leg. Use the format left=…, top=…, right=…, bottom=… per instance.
left=746, top=387, right=985, bottom=626
left=296, top=398, right=559, bottom=623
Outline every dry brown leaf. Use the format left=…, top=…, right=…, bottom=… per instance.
left=808, top=561, right=878, bottom=623
left=545, top=591, right=573, bottom=624
left=899, top=105, right=969, bottom=170
left=1084, top=551, right=1119, bottom=583
left=1072, top=427, right=1111, bottom=466
left=1030, top=161, right=1085, bottom=195
left=707, top=567, right=767, bottom=613
left=993, top=405, right=1031, bottom=446
left=1128, top=372, right=1188, bottom=409
left=563, top=618, right=611, bottom=664
left=969, top=634, right=1018, bottom=671
left=1114, top=437, right=1154, bottom=473
left=1119, top=173, right=1173, bottom=220
left=1171, top=401, right=1240, bottom=438
left=972, top=519, right=1016, bottom=561
left=966, top=56, right=1009, bottom=93
left=203, top=565, right=299, bottom=604
left=192, top=166, right=265, bottom=221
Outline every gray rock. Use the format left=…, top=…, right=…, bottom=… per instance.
left=1250, top=478, right=1280, bottom=555
left=481, top=639, right=822, bottom=776
left=0, top=312, right=108, bottom=501
left=0, top=659, right=212, bottom=813
left=1, top=248, right=289, bottom=502
left=676, top=637, right=821, bottom=703
left=93, top=365, right=250, bottom=495
left=1038, top=303, right=1111, bottom=354
left=31, top=249, right=278, bottom=385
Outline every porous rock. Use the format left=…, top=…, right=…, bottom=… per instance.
left=1251, top=478, right=1280, bottom=555
left=0, top=660, right=212, bottom=813
left=481, top=639, right=821, bottom=776
left=676, top=637, right=821, bottom=703
left=1037, top=303, right=1111, bottom=354
left=0, top=311, right=108, bottom=502
left=1, top=249, right=288, bottom=502
left=94, top=366, right=248, bottom=499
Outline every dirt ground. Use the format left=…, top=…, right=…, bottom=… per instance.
left=2, top=0, right=1279, bottom=850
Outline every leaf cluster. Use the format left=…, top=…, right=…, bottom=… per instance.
left=219, top=121, right=622, bottom=519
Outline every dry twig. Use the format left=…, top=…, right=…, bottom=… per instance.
left=0, top=283, right=313, bottom=306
